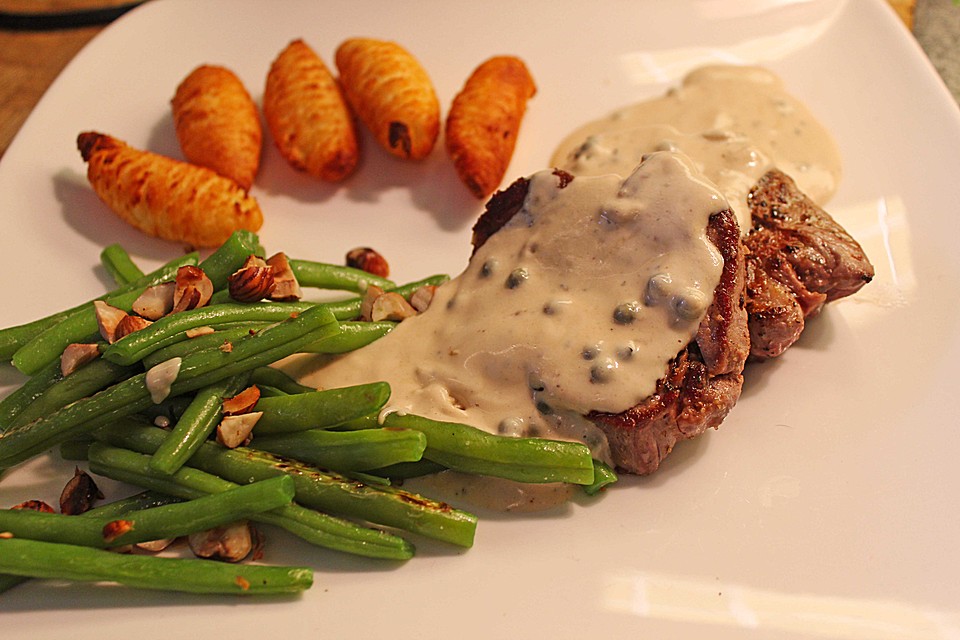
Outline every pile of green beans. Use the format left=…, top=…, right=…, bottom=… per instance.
left=0, top=230, right=615, bottom=600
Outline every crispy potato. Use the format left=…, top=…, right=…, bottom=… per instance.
left=335, top=38, right=439, bottom=160
left=263, top=39, right=359, bottom=182
left=171, top=65, right=262, bottom=190
left=446, top=56, right=536, bottom=198
left=77, top=131, right=263, bottom=248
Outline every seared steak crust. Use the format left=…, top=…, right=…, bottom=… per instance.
left=589, top=352, right=743, bottom=475
left=472, top=171, right=748, bottom=476
left=471, top=168, right=872, bottom=475
left=589, top=206, right=747, bottom=475
left=744, top=170, right=874, bottom=359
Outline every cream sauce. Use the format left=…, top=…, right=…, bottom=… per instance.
left=297, top=151, right=726, bottom=461
left=146, top=357, right=181, bottom=404
left=550, top=65, right=841, bottom=231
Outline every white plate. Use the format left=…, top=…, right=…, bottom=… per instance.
left=2, top=0, right=960, bottom=637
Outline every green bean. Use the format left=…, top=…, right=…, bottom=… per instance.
left=253, top=427, right=426, bottom=471
left=379, top=413, right=596, bottom=485
left=58, top=439, right=92, bottom=460
left=9, top=229, right=262, bottom=371
left=368, top=459, right=447, bottom=480
left=0, top=252, right=199, bottom=362
left=388, top=274, right=449, bottom=296
left=0, top=538, right=313, bottom=595
left=140, top=323, right=272, bottom=369
left=582, top=460, right=618, bottom=496
left=253, top=382, right=390, bottom=435
left=289, top=258, right=395, bottom=292
left=100, top=243, right=144, bottom=286
left=0, top=360, right=60, bottom=433
left=80, top=490, right=184, bottom=518
left=6, top=356, right=137, bottom=431
left=96, top=421, right=476, bottom=548
left=9, top=253, right=200, bottom=374
left=0, top=305, right=339, bottom=469
left=255, top=385, right=288, bottom=398
left=249, top=366, right=314, bottom=395
left=87, top=442, right=413, bottom=560
left=314, top=274, right=451, bottom=321
left=196, top=229, right=264, bottom=291
left=304, top=321, right=394, bottom=354
left=149, top=374, right=250, bottom=475
left=0, top=490, right=183, bottom=594
left=102, top=301, right=315, bottom=366
left=0, top=475, right=294, bottom=548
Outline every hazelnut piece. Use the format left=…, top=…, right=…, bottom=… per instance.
left=222, top=385, right=261, bottom=416
left=172, top=265, right=213, bottom=313
left=132, top=282, right=175, bottom=320
left=371, top=292, right=418, bottom=322
left=114, top=314, right=152, bottom=341
left=61, top=343, right=101, bottom=376
left=409, top=285, right=437, bottom=312
left=188, top=521, right=254, bottom=563
left=216, top=412, right=262, bottom=448
left=266, top=252, right=302, bottom=301
left=228, top=255, right=276, bottom=303
left=346, top=247, right=390, bottom=278
left=93, top=300, right=129, bottom=343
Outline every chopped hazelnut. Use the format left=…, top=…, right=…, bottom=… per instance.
left=93, top=300, right=129, bottom=343
left=172, top=265, right=213, bottom=313
left=359, top=285, right=385, bottom=321
left=346, top=247, right=390, bottom=278
left=266, top=252, right=301, bottom=301
left=102, top=519, right=134, bottom=544
left=135, top=538, right=176, bottom=553
left=371, top=292, right=418, bottom=321
left=409, top=285, right=437, bottom=312
left=60, top=342, right=101, bottom=376
left=188, top=521, right=254, bottom=563
left=132, top=282, right=175, bottom=320
left=228, top=255, right=276, bottom=303
left=113, top=314, right=152, bottom=341
left=11, top=499, right=55, bottom=512
left=222, top=386, right=261, bottom=416
left=216, top=412, right=262, bottom=448
left=59, top=467, right=103, bottom=515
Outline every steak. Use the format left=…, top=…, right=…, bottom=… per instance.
left=473, top=169, right=750, bottom=475
left=473, top=166, right=873, bottom=475
left=744, top=170, right=874, bottom=359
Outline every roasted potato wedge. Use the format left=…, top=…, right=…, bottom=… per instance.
left=77, top=131, right=263, bottom=248
left=446, top=56, right=536, bottom=198
left=263, top=39, right=359, bottom=182
left=171, top=64, right=262, bottom=190
left=335, top=38, right=439, bottom=160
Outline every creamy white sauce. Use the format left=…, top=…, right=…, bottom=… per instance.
left=298, top=151, right=726, bottom=460
left=146, top=357, right=181, bottom=404
left=550, top=65, right=841, bottom=231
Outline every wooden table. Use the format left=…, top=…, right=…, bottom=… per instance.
left=0, top=0, right=920, bottom=160
left=0, top=0, right=140, bottom=159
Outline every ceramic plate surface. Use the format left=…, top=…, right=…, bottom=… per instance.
left=1, top=0, right=959, bottom=638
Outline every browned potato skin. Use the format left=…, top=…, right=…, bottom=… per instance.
left=446, top=56, right=536, bottom=199
left=171, top=65, right=262, bottom=190
left=263, top=39, right=359, bottom=182
left=335, top=38, right=439, bottom=160
left=77, top=131, right=263, bottom=248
